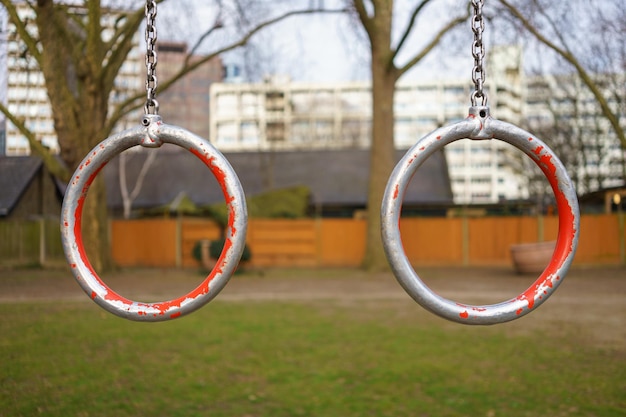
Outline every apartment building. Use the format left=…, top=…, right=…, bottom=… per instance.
left=156, top=42, right=224, bottom=140
left=525, top=73, right=626, bottom=195
left=0, top=3, right=143, bottom=155
left=210, top=46, right=527, bottom=204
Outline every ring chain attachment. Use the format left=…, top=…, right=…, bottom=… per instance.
left=470, top=0, right=487, bottom=106
left=144, top=0, right=159, bottom=115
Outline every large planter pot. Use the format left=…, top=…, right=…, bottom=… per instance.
left=510, top=241, right=556, bottom=274
left=198, top=239, right=216, bottom=270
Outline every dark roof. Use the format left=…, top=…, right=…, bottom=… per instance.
left=0, top=156, right=43, bottom=216
left=104, top=146, right=453, bottom=210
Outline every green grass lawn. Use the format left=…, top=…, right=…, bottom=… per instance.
left=1, top=299, right=624, bottom=417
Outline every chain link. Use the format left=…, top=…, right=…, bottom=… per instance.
left=470, top=0, right=487, bottom=106
left=144, top=0, right=159, bottom=114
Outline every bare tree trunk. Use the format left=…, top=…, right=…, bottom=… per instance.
left=82, top=176, right=112, bottom=272
left=31, top=0, right=113, bottom=272
left=120, top=150, right=158, bottom=219
left=351, top=0, right=466, bottom=271
left=364, top=47, right=397, bottom=271
left=352, top=0, right=397, bottom=271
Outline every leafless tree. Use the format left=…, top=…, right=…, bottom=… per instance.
left=118, top=148, right=157, bottom=219
left=345, top=0, right=469, bottom=271
left=525, top=72, right=625, bottom=199
left=496, top=0, right=626, bottom=170
left=0, top=0, right=347, bottom=271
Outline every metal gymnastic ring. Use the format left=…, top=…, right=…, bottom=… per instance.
left=381, top=106, right=580, bottom=325
left=61, top=115, right=248, bottom=321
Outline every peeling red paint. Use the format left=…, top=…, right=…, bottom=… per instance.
left=436, top=136, right=442, bottom=140
left=190, top=149, right=238, bottom=245
left=460, top=311, right=469, bottom=319
left=511, top=146, right=576, bottom=313
left=393, top=184, right=399, bottom=200
left=68, top=144, right=243, bottom=320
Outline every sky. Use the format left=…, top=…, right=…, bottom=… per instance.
left=155, top=0, right=478, bottom=84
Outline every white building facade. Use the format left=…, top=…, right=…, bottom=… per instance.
left=525, top=73, right=626, bottom=196
left=0, top=4, right=142, bottom=156
left=210, top=46, right=528, bottom=204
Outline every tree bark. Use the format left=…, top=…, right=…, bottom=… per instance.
left=358, top=1, right=396, bottom=271
left=353, top=0, right=466, bottom=271
left=34, top=0, right=114, bottom=271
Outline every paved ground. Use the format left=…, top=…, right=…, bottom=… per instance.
left=1, top=264, right=625, bottom=349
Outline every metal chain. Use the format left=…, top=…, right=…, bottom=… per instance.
left=470, top=0, right=487, bottom=106
left=144, top=0, right=159, bottom=114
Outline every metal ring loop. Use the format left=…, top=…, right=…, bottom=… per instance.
left=61, top=116, right=248, bottom=321
left=381, top=107, right=580, bottom=325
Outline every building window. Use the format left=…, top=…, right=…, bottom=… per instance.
left=313, top=120, right=333, bottom=142
left=240, top=122, right=259, bottom=145
left=216, top=94, right=237, bottom=115
left=292, top=121, right=310, bottom=143
left=216, top=122, right=237, bottom=145
left=241, top=93, right=259, bottom=116
left=267, top=122, right=285, bottom=142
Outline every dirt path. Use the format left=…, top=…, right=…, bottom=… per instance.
left=1, top=265, right=624, bottom=348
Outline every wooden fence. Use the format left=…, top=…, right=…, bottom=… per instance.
left=110, top=214, right=625, bottom=268
left=0, top=218, right=65, bottom=267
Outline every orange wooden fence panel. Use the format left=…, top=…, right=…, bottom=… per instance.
left=247, top=219, right=318, bottom=267
left=400, top=217, right=464, bottom=265
left=319, top=219, right=366, bottom=267
left=111, top=219, right=177, bottom=267
left=111, top=214, right=625, bottom=268
left=572, top=214, right=620, bottom=264
left=468, top=216, right=541, bottom=265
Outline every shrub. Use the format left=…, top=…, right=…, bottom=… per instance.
left=192, top=239, right=252, bottom=264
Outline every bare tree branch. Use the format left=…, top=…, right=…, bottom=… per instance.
left=185, top=8, right=225, bottom=65
left=396, top=9, right=469, bottom=78
left=105, top=6, right=349, bottom=133
left=392, top=0, right=434, bottom=61
left=101, top=9, right=146, bottom=98
left=119, top=150, right=158, bottom=219
left=0, top=0, right=42, bottom=64
left=0, top=102, right=70, bottom=181
left=499, top=0, right=625, bottom=151
left=351, top=0, right=375, bottom=38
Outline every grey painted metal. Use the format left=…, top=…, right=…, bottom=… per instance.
left=381, top=106, right=580, bottom=325
left=61, top=115, right=248, bottom=321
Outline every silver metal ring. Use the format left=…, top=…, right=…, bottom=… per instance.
left=381, top=107, right=580, bottom=325
left=61, top=115, right=248, bottom=321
